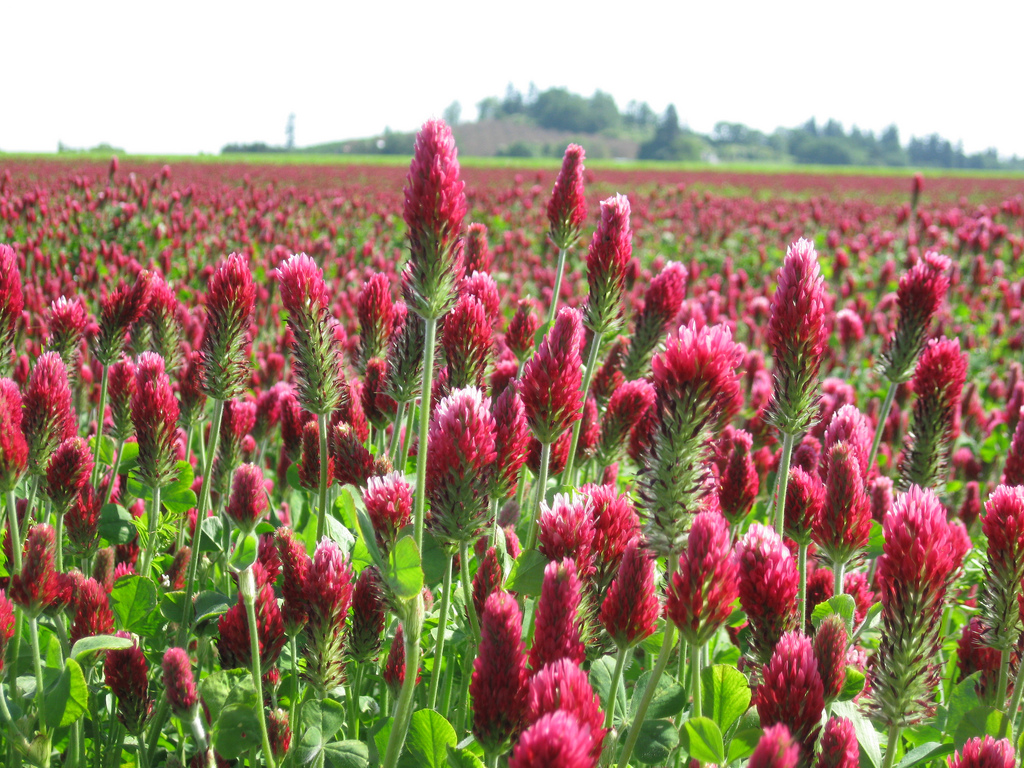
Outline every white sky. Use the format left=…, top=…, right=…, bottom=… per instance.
left=4, top=0, right=1023, bottom=158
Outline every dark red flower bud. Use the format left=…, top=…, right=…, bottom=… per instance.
left=509, top=710, right=599, bottom=768
left=348, top=566, right=386, bottom=663
left=538, top=493, right=596, bottom=579
left=815, top=717, right=859, bottom=768
left=132, top=352, right=181, bottom=489
left=105, top=632, right=153, bottom=734
left=226, top=463, right=268, bottom=532
left=880, top=251, right=951, bottom=384
left=526, top=658, right=606, bottom=761
left=0, top=244, right=24, bottom=377
left=69, top=577, right=115, bottom=646
left=948, top=737, right=1014, bottom=768
left=276, top=527, right=310, bottom=635
left=45, top=436, right=93, bottom=514
left=0, top=379, right=28, bottom=492
left=506, top=300, right=539, bottom=363
left=749, top=724, right=800, bottom=768
left=813, top=614, right=848, bottom=703
left=530, top=559, right=585, bottom=671
left=520, top=307, right=584, bottom=445
left=471, top=591, right=529, bottom=755
left=331, top=422, right=375, bottom=489
left=162, top=647, right=199, bottom=718
left=92, top=271, right=153, bottom=366
left=547, top=144, right=587, bottom=251
left=601, top=538, right=658, bottom=649
left=737, top=523, right=799, bottom=662
left=583, top=194, right=632, bottom=337
left=756, top=631, right=825, bottom=764
left=23, top=352, right=76, bottom=476
left=622, top=262, right=687, bottom=380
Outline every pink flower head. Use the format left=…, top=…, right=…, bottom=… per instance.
left=69, top=577, right=115, bottom=646
left=473, top=546, right=504, bottom=619
left=403, top=119, right=467, bottom=320
left=898, top=336, right=967, bottom=491
left=442, top=294, right=492, bottom=389
left=276, top=526, right=311, bottom=635
left=526, top=658, right=607, bottom=762
left=547, top=144, right=587, bottom=250
left=756, top=631, right=825, bottom=764
left=0, top=379, right=28, bottom=492
left=176, top=350, right=207, bottom=428
left=46, top=295, right=88, bottom=373
left=585, top=483, right=640, bottom=583
left=301, top=539, right=354, bottom=693
left=816, top=717, right=859, bottom=768
left=956, top=616, right=1002, bottom=700
left=45, top=436, right=94, bottom=514
left=1003, top=414, right=1024, bottom=486
left=492, top=384, right=530, bottom=500
left=823, top=405, right=873, bottom=478
left=66, top=485, right=103, bottom=557
left=464, top=223, right=493, bottom=274
left=520, top=307, right=585, bottom=445
left=92, top=270, right=153, bottom=366
left=718, top=428, right=759, bottom=525
left=813, top=614, right=849, bottom=703
left=0, top=244, right=24, bottom=375
left=105, top=632, right=153, bottom=734
left=880, top=251, right=951, bottom=384
left=276, top=252, right=330, bottom=318
left=357, top=272, right=394, bottom=369
left=749, top=724, right=800, bottom=768
left=132, top=351, right=181, bottom=489
left=784, top=466, right=825, bottom=547
left=200, top=253, right=255, bottom=400
left=23, top=351, right=76, bottom=476
left=217, top=573, right=286, bottom=671
left=363, top=472, right=413, bottom=555
left=426, top=386, right=497, bottom=550
left=331, top=422, right=376, bottom=489
left=461, top=269, right=500, bottom=324
left=268, top=708, right=292, bottom=762
left=766, top=238, right=830, bottom=436
left=948, top=737, right=1015, bottom=768
left=226, top=463, right=268, bottom=532
left=814, top=441, right=871, bottom=572
left=108, top=356, right=138, bottom=440
left=530, top=558, right=585, bottom=671
left=0, top=592, right=14, bottom=676
left=601, top=538, right=659, bottom=649
left=297, top=419, right=333, bottom=491
left=597, top=379, right=656, bottom=466
left=622, top=261, right=688, bottom=380
left=471, top=590, right=529, bottom=755
left=11, top=524, right=70, bottom=616
left=979, top=484, right=1024, bottom=651
left=383, top=623, right=409, bottom=696
left=145, top=273, right=184, bottom=371
left=835, top=308, right=865, bottom=353
left=509, top=710, right=600, bottom=768
left=737, top=523, right=799, bottom=662
left=583, top=193, right=633, bottom=337
left=162, top=647, right=199, bottom=718
left=667, top=510, right=739, bottom=647
left=506, top=299, right=540, bottom=362
left=538, top=493, right=596, bottom=578
left=348, top=566, right=386, bottom=663
left=642, top=321, right=743, bottom=556
left=872, top=485, right=970, bottom=727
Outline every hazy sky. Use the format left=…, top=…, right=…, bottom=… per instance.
left=5, top=0, right=1023, bottom=157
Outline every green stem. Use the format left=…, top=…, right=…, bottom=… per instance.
left=54, top=511, right=65, bottom=572
left=240, top=567, right=276, bottom=768
left=6, top=490, right=22, bottom=574
left=381, top=595, right=425, bottom=768
left=28, top=616, right=46, bottom=730
left=773, top=431, right=795, bottom=537
left=603, top=645, right=627, bottom=730
left=144, top=698, right=169, bottom=767
left=546, top=247, right=568, bottom=326
left=439, top=634, right=458, bottom=721
left=426, top=554, right=454, bottom=711
left=489, top=497, right=500, bottom=548
left=316, top=414, right=330, bottom=541
left=996, top=649, right=1010, bottom=710
left=617, top=621, right=678, bottom=768
left=485, top=755, right=499, bottom=768
left=880, top=724, right=902, bottom=768
left=102, top=438, right=125, bottom=510
left=400, top=401, right=416, bottom=472
left=177, top=398, right=225, bottom=647
left=561, top=330, right=602, bottom=488
left=388, top=401, right=406, bottom=464
left=6, top=490, right=23, bottom=705
left=458, top=541, right=481, bottom=641
left=798, top=543, right=809, bottom=632
left=136, top=728, right=149, bottom=768
left=0, top=677, right=31, bottom=753
left=1005, top=652, right=1024, bottom=737
left=834, top=560, right=846, bottom=597
left=348, top=665, right=363, bottom=741
left=526, top=441, right=552, bottom=551
left=690, top=642, right=702, bottom=718
left=90, top=366, right=110, bottom=489
left=413, top=316, right=438, bottom=552
left=139, top=485, right=162, bottom=580
left=868, top=382, right=899, bottom=474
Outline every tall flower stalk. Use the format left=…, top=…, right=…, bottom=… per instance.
left=545, top=144, right=587, bottom=326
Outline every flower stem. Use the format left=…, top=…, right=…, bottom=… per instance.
left=526, top=441, right=551, bottom=551
left=240, top=567, right=276, bottom=768
left=1004, top=653, right=1024, bottom=738
left=458, top=540, right=481, bottom=641
left=617, top=621, right=678, bottom=768
left=413, top=316, right=438, bottom=552
left=690, top=641, right=702, bottom=718
left=139, top=485, right=162, bottom=580
left=28, top=615, right=47, bottom=731
left=426, top=553, right=454, bottom=711
left=177, top=398, right=224, bottom=647
left=102, top=438, right=125, bottom=509
left=388, top=401, right=406, bottom=464
left=868, top=382, right=898, bottom=474
left=603, top=645, right=627, bottom=730
left=562, top=331, right=602, bottom=488
left=315, top=414, right=330, bottom=541
left=880, top=724, right=902, bottom=768
left=381, top=594, right=425, bottom=768
left=546, top=247, right=568, bottom=326
left=996, top=649, right=1010, bottom=712
left=400, top=402, right=416, bottom=472
left=90, top=365, right=110, bottom=489
left=798, top=543, right=809, bottom=631
left=834, top=560, right=846, bottom=597
left=773, top=431, right=795, bottom=537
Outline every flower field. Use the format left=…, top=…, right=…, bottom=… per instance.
left=0, top=131, right=1023, bottom=768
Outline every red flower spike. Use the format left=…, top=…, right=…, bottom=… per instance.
left=301, top=539, right=354, bottom=694
left=176, top=350, right=207, bottom=429
left=823, top=405, right=873, bottom=479
left=509, top=710, right=599, bottom=768
left=0, top=244, right=24, bottom=376
left=979, top=484, right=1024, bottom=651
left=530, top=558, right=586, bottom=671
left=749, top=724, right=801, bottom=768
left=45, top=436, right=93, bottom=514
left=756, top=630, right=826, bottom=764
left=622, top=261, right=688, bottom=380
left=1004, top=414, right=1024, bottom=486
left=597, top=379, right=656, bottom=467
left=107, top=356, right=137, bottom=441
left=217, top=574, right=286, bottom=671
left=361, top=357, right=397, bottom=430
left=357, top=272, right=394, bottom=371
left=331, top=422, right=375, bottom=489
left=506, top=300, right=540, bottom=363
left=897, top=336, right=967, bottom=492
left=297, top=420, right=332, bottom=492
left=132, top=352, right=180, bottom=489
left=0, top=378, right=28, bottom=492
left=584, top=483, right=640, bottom=584
left=275, top=527, right=311, bottom=636
left=956, top=617, right=1002, bottom=699
left=167, top=546, right=192, bottom=591
left=45, top=295, right=88, bottom=378
left=521, top=307, right=585, bottom=445
left=23, top=351, right=76, bottom=476
left=492, top=383, right=530, bottom=501
left=383, top=623, right=407, bottom=696
left=92, top=270, right=153, bottom=366
left=363, top=471, right=413, bottom=556
left=872, top=485, right=970, bottom=728
left=718, top=428, right=759, bottom=526
left=814, top=441, right=871, bottom=572
left=869, top=475, right=894, bottom=524
left=349, top=566, right=386, bottom=664
left=226, top=463, right=268, bottom=533
left=267, top=709, right=292, bottom=762
left=200, top=253, right=255, bottom=401
left=11, top=524, right=67, bottom=616
left=815, top=717, right=859, bottom=768
left=547, top=144, right=587, bottom=251
left=105, top=631, right=153, bottom=734
left=736, top=523, right=799, bottom=662
left=537, top=493, right=596, bottom=579
left=667, top=510, right=739, bottom=648
left=601, top=538, right=659, bottom=649
left=880, top=251, right=951, bottom=384
left=0, top=592, right=14, bottom=676
left=69, top=577, right=115, bottom=646
left=464, top=223, right=493, bottom=274
left=592, top=337, right=627, bottom=408
left=145, top=274, right=184, bottom=372
left=162, top=647, right=199, bottom=718
left=784, top=465, right=825, bottom=546
left=471, top=591, right=529, bottom=756
left=472, top=546, right=504, bottom=620
left=583, top=194, right=633, bottom=337
left=526, top=658, right=607, bottom=761
left=442, top=295, right=492, bottom=390
left=948, top=737, right=1015, bottom=768
left=426, top=386, right=497, bottom=550
left=461, top=269, right=500, bottom=324
left=403, top=119, right=467, bottom=320
left=813, top=614, right=849, bottom=703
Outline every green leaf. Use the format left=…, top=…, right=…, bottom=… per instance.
left=589, top=655, right=628, bottom=726
left=853, top=602, right=883, bottom=642
left=811, top=594, right=857, bottom=636
left=198, top=516, right=225, bottom=554
left=940, top=672, right=982, bottom=734
left=629, top=670, right=687, bottom=721
left=214, top=705, right=262, bottom=760
left=866, top=520, right=886, bottom=558
left=446, top=746, right=485, bottom=768
left=404, top=709, right=456, bottom=768
left=839, top=667, right=866, bottom=701
left=43, top=657, right=88, bottom=729
left=110, top=575, right=162, bottom=636
left=387, top=535, right=423, bottom=602
left=356, top=507, right=386, bottom=572
left=229, top=531, right=259, bottom=572
left=728, top=727, right=762, bottom=763
left=324, top=514, right=356, bottom=553
left=701, top=664, right=751, bottom=733
left=622, top=718, right=678, bottom=765
left=98, top=504, right=136, bottom=545
left=70, top=634, right=134, bottom=660
left=831, top=700, right=882, bottom=768
left=193, top=591, right=233, bottom=627
left=118, top=440, right=140, bottom=471
left=300, top=696, right=348, bottom=744
left=199, top=669, right=254, bottom=716
left=322, top=741, right=370, bottom=768
left=506, top=548, right=548, bottom=597
left=954, top=705, right=1011, bottom=749
left=680, top=716, right=726, bottom=764
left=161, top=460, right=198, bottom=513
left=421, top=530, right=448, bottom=587
left=160, top=590, right=186, bottom=623
left=894, top=742, right=955, bottom=768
